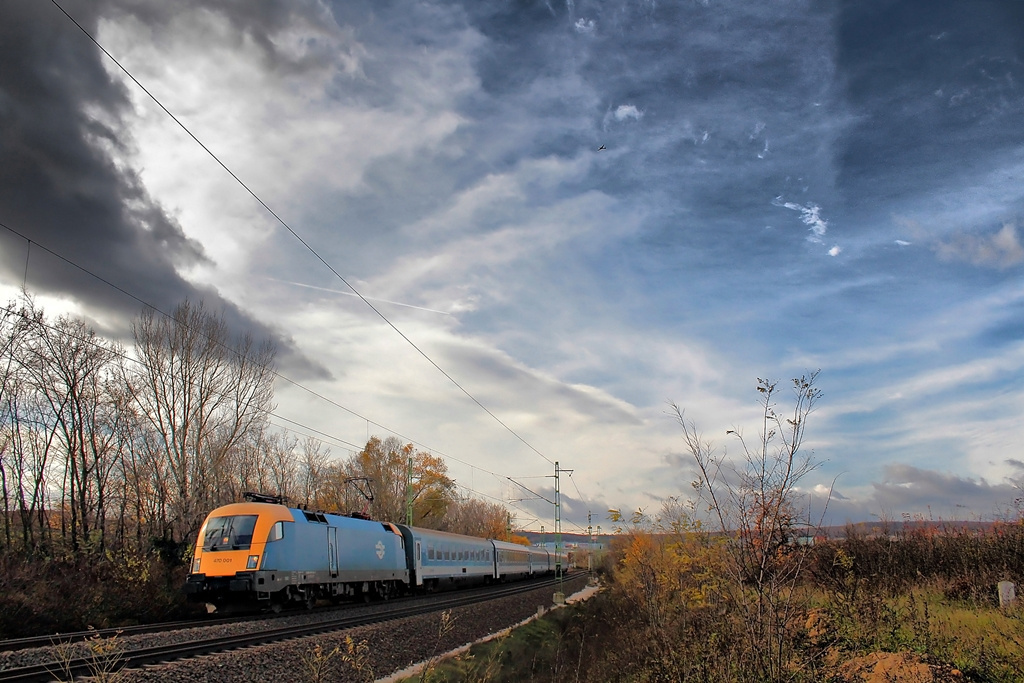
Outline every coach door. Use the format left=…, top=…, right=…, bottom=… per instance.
left=415, top=541, right=423, bottom=586
left=329, top=527, right=338, bottom=578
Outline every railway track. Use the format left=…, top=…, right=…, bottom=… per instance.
left=0, top=576, right=570, bottom=683
left=0, top=615, right=258, bottom=654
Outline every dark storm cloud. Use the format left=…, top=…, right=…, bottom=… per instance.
left=801, top=463, right=1023, bottom=525
left=0, top=1, right=204, bottom=299
left=0, top=0, right=327, bottom=378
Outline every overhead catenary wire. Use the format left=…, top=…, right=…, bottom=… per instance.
left=0, top=220, right=565, bottom=525
left=24, top=0, right=597, bottom=530
left=4, top=291, right=589, bottom=534
left=505, top=477, right=555, bottom=506
left=0, top=306, right=564, bottom=528
left=0, top=282, right=554, bottom=524
left=45, top=0, right=556, bottom=469
left=0, top=219, right=546, bottom=506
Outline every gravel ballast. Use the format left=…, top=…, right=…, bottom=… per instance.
left=4, top=575, right=588, bottom=682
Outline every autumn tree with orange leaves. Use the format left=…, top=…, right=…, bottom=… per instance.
left=440, top=496, right=510, bottom=539
left=319, top=436, right=457, bottom=525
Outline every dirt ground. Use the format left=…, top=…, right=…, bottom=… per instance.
left=832, top=651, right=965, bottom=683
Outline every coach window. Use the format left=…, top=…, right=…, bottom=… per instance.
left=428, top=545, right=435, bottom=560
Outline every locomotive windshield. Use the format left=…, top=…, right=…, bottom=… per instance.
left=202, top=515, right=258, bottom=551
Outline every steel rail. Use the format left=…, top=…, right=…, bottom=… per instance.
left=0, top=615, right=257, bottom=654
left=0, top=576, right=577, bottom=683
left=0, top=573, right=559, bottom=653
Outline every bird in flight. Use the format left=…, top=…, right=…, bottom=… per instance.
left=597, top=145, right=606, bottom=151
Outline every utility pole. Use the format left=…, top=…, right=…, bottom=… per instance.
left=587, top=510, right=593, bottom=579
left=405, top=455, right=414, bottom=525
left=553, top=461, right=572, bottom=604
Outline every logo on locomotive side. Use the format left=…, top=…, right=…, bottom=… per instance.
left=375, top=540, right=386, bottom=560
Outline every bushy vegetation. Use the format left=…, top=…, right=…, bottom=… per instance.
left=419, top=520, right=1024, bottom=683
left=0, top=550, right=189, bottom=636
left=813, top=521, right=1024, bottom=600
left=804, top=523, right=1024, bottom=681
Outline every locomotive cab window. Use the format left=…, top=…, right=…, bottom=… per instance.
left=267, top=521, right=285, bottom=542
left=203, top=515, right=258, bottom=551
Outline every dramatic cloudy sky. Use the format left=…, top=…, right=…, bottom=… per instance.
left=4, top=0, right=1024, bottom=532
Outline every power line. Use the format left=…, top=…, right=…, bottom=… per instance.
left=267, top=417, right=364, bottom=452
left=46, top=0, right=556, bottom=469
left=505, top=477, right=555, bottom=506
left=0, top=219, right=548, bottom=507
left=2, top=306, right=562, bottom=532
left=4, top=303, right=569, bottom=532
left=0, top=220, right=566, bottom=524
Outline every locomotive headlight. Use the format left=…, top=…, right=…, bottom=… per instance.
left=192, top=557, right=200, bottom=573
left=247, top=555, right=259, bottom=569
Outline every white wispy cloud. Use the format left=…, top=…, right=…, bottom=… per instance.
left=574, top=18, right=595, bottom=34
left=613, top=104, right=643, bottom=121
left=772, top=196, right=829, bottom=242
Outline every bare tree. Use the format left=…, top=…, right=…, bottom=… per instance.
left=129, top=300, right=276, bottom=543
left=21, top=310, right=121, bottom=552
left=1, top=301, right=65, bottom=552
left=0, top=299, right=25, bottom=550
left=299, top=436, right=331, bottom=508
left=265, top=431, right=298, bottom=502
left=672, top=372, right=826, bottom=681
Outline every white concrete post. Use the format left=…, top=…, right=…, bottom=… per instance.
left=998, top=581, right=1016, bottom=609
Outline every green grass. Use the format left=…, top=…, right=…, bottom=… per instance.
left=400, top=604, right=585, bottom=683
